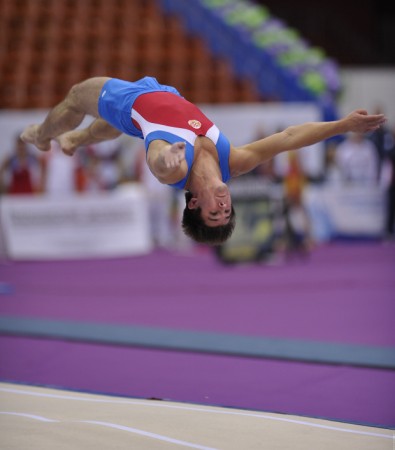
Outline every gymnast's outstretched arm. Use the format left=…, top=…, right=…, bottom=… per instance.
left=229, top=109, right=386, bottom=177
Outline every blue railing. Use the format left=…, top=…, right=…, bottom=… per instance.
left=158, top=0, right=341, bottom=120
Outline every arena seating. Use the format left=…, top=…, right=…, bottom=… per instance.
left=0, top=0, right=262, bottom=109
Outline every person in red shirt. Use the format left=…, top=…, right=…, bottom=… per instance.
left=0, top=136, right=43, bottom=195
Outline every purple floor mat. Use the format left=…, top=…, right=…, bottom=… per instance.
left=0, top=242, right=394, bottom=427
left=1, top=336, right=394, bottom=428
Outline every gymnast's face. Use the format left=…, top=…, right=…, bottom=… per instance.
left=188, top=183, right=232, bottom=227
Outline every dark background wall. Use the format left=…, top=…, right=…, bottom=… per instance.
left=256, top=0, right=395, bottom=66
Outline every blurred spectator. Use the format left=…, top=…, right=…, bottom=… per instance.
left=383, top=123, right=395, bottom=240
left=87, top=140, right=127, bottom=191
left=367, top=109, right=395, bottom=236
left=0, top=135, right=43, bottom=195
left=368, top=106, right=394, bottom=182
left=42, top=141, right=76, bottom=196
left=335, top=132, right=378, bottom=185
left=247, top=126, right=282, bottom=191
left=250, top=126, right=270, bottom=178
left=73, top=147, right=103, bottom=193
left=282, top=151, right=313, bottom=257
left=253, top=157, right=279, bottom=182
left=135, top=146, right=177, bottom=249
left=323, top=141, right=343, bottom=186
left=41, top=140, right=127, bottom=195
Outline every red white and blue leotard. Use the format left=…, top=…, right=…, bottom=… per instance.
left=98, top=77, right=231, bottom=189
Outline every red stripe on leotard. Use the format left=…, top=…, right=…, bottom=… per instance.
left=133, top=92, right=213, bottom=134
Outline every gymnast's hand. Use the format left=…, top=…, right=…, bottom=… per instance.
left=343, top=109, right=386, bottom=133
left=163, top=142, right=186, bottom=169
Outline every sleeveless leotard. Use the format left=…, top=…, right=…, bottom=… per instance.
left=98, top=77, right=231, bottom=189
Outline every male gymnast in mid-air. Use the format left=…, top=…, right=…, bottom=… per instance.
left=21, top=76, right=386, bottom=244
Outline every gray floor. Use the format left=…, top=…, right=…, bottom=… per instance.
left=0, top=382, right=393, bottom=450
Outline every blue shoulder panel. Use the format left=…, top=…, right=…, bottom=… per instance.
left=145, top=130, right=194, bottom=190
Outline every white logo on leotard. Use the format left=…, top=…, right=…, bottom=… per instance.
left=102, top=90, right=107, bottom=97
left=188, top=120, right=201, bottom=129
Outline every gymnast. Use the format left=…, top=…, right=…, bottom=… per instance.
left=21, top=76, right=386, bottom=245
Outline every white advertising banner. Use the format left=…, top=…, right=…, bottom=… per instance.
left=323, top=187, right=385, bottom=235
left=305, top=185, right=386, bottom=240
left=0, top=185, right=153, bottom=260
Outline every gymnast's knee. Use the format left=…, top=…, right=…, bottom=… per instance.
left=64, top=83, right=87, bottom=113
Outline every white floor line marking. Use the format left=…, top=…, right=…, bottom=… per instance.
left=82, top=420, right=218, bottom=450
left=0, top=412, right=217, bottom=450
left=0, top=387, right=392, bottom=440
left=0, top=411, right=59, bottom=422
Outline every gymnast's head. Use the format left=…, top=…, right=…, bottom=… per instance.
left=181, top=188, right=236, bottom=245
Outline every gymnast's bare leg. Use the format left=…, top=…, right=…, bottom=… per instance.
left=56, top=118, right=122, bottom=156
left=21, top=77, right=111, bottom=152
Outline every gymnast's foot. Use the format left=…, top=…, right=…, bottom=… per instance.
left=20, top=124, right=51, bottom=152
left=56, top=131, right=79, bottom=156
left=163, top=142, right=186, bottom=169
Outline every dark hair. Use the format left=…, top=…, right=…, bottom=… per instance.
left=181, top=191, right=236, bottom=246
